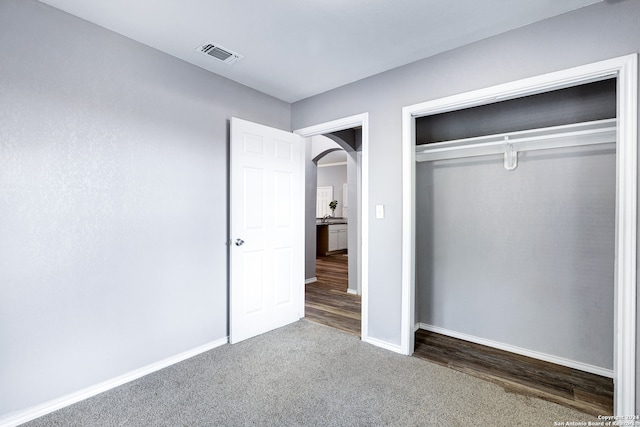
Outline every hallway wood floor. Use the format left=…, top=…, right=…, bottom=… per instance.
left=305, top=254, right=361, bottom=336
left=305, top=254, right=613, bottom=416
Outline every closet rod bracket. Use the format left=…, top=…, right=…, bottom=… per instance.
left=503, top=137, right=518, bottom=171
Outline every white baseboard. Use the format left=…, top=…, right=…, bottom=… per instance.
left=346, top=288, right=358, bottom=295
left=363, top=336, right=405, bottom=355
left=0, top=337, right=228, bottom=427
left=416, top=323, right=614, bottom=379
left=305, top=277, right=317, bottom=284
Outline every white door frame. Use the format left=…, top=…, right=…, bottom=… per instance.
left=294, top=113, right=370, bottom=341
left=401, top=54, right=637, bottom=416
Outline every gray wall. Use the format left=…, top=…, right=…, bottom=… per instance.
left=346, top=145, right=360, bottom=294
left=304, top=143, right=318, bottom=280
left=291, top=0, right=640, bottom=401
left=0, top=0, right=289, bottom=418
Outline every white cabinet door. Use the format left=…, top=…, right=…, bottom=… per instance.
left=328, top=224, right=347, bottom=251
left=328, top=229, right=339, bottom=251
left=338, top=229, right=348, bottom=250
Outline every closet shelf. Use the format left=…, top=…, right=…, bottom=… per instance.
left=415, top=118, right=617, bottom=170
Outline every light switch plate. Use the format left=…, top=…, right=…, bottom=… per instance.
left=375, top=205, right=384, bottom=219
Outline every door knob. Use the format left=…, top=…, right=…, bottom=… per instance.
left=235, top=238, right=245, bottom=246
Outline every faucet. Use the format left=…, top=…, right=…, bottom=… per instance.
left=322, top=214, right=332, bottom=223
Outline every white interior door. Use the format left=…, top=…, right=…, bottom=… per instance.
left=316, top=186, right=333, bottom=217
left=230, top=117, right=305, bottom=344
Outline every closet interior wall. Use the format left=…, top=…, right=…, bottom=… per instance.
left=414, top=79, right=617, bottom=371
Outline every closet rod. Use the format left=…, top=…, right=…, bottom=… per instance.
left=415, top=118, right=616, bottom=170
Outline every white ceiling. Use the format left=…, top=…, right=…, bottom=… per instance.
left=318, top=150, right=347, bottom=166
left=39, top=0, right=602, bottom=103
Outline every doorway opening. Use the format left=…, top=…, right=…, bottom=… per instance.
left=294, top=113, right=370, bottom=341
left=307, top=140, right=359, bottom=335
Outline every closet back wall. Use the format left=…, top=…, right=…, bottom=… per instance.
left=415, top=81, right=616, bottom=371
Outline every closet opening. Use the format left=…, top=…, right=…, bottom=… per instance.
left=416, top=78, right=616, bottom=415
left=401, top=55, right=637, bottom=418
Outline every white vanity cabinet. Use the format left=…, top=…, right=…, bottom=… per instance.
left=328, top=223, right=348, bottom=251
left=317, top=223, right=348, bottom=255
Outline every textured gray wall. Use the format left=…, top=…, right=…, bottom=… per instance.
left=304, top=143, right=318, bottom=280
left=0, top=0, right=289, bottom=417
left=291, top=0, right=639, bottom=386
left=346, top=148, right=360, bottom=294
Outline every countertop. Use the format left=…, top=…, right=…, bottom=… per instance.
left=316, top=218, right=348, bottom=225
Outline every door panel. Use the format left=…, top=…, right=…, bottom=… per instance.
left=274, top=247, right=293, bottom=306
left=230, top=118, right=304, bottom=344
left=243, top=250, right=264, bottom=314
left=274, top=171, right=292, bottom=227
left=316, top=186, right=333, bottom=217
left=244, top=168, right=264, bottom=230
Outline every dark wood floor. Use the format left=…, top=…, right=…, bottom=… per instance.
left=414, top=329, right=613, bottom=416
left=305, top=254, right=361, bottom=336
left=305, top=255, right=613, bottom=416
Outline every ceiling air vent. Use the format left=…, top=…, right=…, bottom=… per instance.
left=196, top=43, right=243, bottom=65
